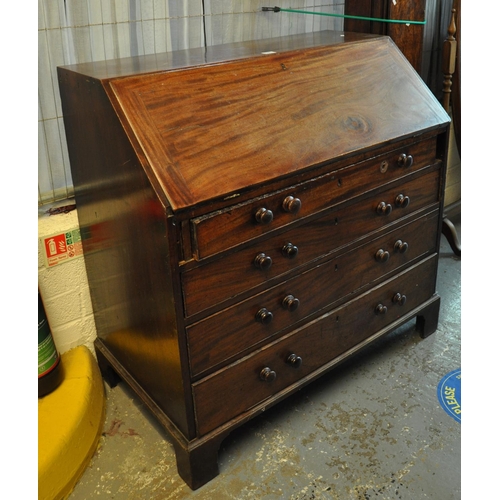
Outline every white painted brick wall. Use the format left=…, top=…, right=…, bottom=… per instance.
left=38, top=204, right=96, bottom=356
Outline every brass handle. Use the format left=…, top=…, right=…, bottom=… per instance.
left=392, top=293, right=407, bottom=306
left=375, top=304, right=388, bottom=315
left=255, top=207, right=274, bottom=224
left=282, top=294, right=300, bottom=312
left=282, top=195, right=302, bottom=214
left=254, top=253, right=273, bottom=270
left=375, top=249, right=390, bottom=262
left=255, top=308, right=274, bottom=324
left=397, top=153, right=414, bottom=168
left=376, top=202, right=393, bottom=216
left=394, top=194, right=410, bottom=208
left=286, top=353, right=303, bottom=369
left=394, top=240, right=409, bottom=253
left=281, top=242, right=299, bottom=259
left=260, top=367, right=277, bottom=382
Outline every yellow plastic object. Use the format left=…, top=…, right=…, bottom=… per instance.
left=38, top=345, right=106, bottom=500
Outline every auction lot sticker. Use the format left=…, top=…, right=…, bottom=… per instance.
left=437, top=368, right=461, bottom=423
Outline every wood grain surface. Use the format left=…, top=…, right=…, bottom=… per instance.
left=110, top=37, right=447, bottom=211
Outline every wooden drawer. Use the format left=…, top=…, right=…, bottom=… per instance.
left=182, top=165, right=441, bottom=317
left=190, top=138, right=438, bottom=259
left=192, top=255, right=438, bottom=436
left=187, top=210, right=439, bottom=377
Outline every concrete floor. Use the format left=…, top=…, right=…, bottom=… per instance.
left=68, top=217, right=461, bottom=500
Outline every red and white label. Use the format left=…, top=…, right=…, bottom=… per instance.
left=42, top=229, right=83, bottom=267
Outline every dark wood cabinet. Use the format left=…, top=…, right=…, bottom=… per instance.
left=58, top=31, right=449, bottom=490
left=344, top=0, right=426, bottom=74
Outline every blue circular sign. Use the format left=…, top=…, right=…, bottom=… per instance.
left=437, top=368, right=461, bottom=423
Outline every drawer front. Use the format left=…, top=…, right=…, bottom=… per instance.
left=191, top=138, right=438, bottom=259
left=182, top=166, right=441, bottom=317
left=192, top=255, right=438, bottom=436
left=187, top=210, right=439, bottom=377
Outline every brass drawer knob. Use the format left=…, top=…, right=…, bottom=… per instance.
left=282, top=294, right=300, bottom=312
left=394, top=193, right=410, bottom=208
left=281, top=242, right=299, bottom=259
left=254, top=252, right=273, bottom=270
left=376, top=201, right=393, bottom=216
left=282, top=195, right=302, bottom=214
left=375, top=249, right=390, bottom=262
left=392, top=293, right=407, bottom=306
left=397, top=153, right=414, bottom=168
left=375, top=304, right=388, bottom=315
left=286, top=353, right=303, bottom=368
left=260, top=367, right=277, bottom=382
left=255, top=207, right=274, bottom=224
left=394, top=240, right=409, bottom=253
left=255, top=308, right=274, bottom=325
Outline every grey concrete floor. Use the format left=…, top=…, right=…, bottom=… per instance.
left=69, top=217, right=461, bottom=500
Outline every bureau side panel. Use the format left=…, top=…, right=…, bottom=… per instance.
left=57, top=68, right=194, bottom=438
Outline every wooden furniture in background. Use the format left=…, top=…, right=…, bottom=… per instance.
left=441, top=0, right=461, bottom=256
left=344, top=0, right=427, bottom=74
left=58, top=31, right=450, bottom=489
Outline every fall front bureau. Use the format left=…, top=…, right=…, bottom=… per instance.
left=58, top=31, right=450, bottom=489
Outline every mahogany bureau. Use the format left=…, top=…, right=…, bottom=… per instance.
left=58, top=31, right=450, bottom=489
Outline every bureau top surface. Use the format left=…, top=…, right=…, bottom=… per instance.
left=60, top=32, right=449, bottom=212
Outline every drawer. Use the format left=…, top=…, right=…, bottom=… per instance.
left=182, top=166, right=441, bottom=317
left=190, top=138, right=438, bottom=259
left=187, top=210, right=439, bottom=377
left=192, top=255, right=438, bottom=436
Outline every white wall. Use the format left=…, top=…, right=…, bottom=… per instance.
left=38, top=205, right=97, bottom=355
